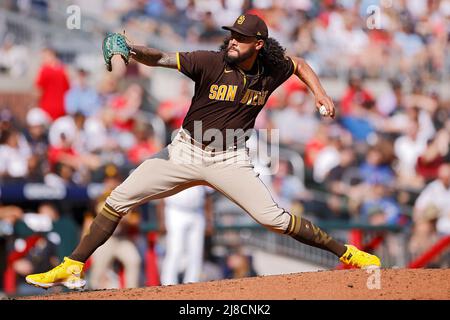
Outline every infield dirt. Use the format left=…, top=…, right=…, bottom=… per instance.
left=19, top=268, right=450, bottom=300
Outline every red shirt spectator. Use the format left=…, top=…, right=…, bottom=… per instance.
left=156, top=80, right=191, bottom=131
left=110, top=83, right=143, bottom=132
left=283, top=76, right=308, bottom=99
left=47, top=145, right=78, bottom=170
left=127, top=123, right=161, bottom=165
left=304, top=139, right=327, bottom=168
left=35, top=48, right=70, bottom=120
left=111, top=95, right=135, bottom=132
left=368, top=29, right=392, bottom=46
left=304, top=125, right=329, bottom=168
left=416, top=155, right=444, bottom=181
left=158, top=99, right=189, bottom=130
left=127, top=141, right=159, bottom=165
left=340, top=76, right=374, bottom=116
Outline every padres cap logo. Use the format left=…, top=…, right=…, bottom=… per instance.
left=222, top=14, right=268, bottom=39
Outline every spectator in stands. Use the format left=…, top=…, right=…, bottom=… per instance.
left=0, top=129, right=31, bottom=182
left=97, top=74, right=119, bottom=109
left=416, top=132, right=449, bottom=183
left=156, top=79, right=192, bottom=135
left=432, top=96, right=450, bottom=132
left=376, top=78, right=404, bottom=117
left=87, top=165, right=142, bottom=289
left=409, top=204, right=441, bottom=261
left=0, top=205, right=23, bottom=296
left=11, top=204, right=63, bottom=296
left=403, top=85, right=437, bottom=141
left=271, top=159, right=307, bottom=217
left=65, top=68, right=101, bottom=117
left=154, top=0, right=192, bottom=40
left=29, top=0, right=50, bottom=21
left=313, top=128, right=343, bottom=183
left=336, top=12, right=369, bottom=70
left=47, top=112, right=101, bottom=184
left=304, top=123, right=329, bottom=168
left=318, top=146, right=360, bottom=221
left=199, top=233, right=224, bottom=282
left=55, top=110, right=110, bottom=156
left=360, top=181, right=402, bottom=226
left=394, top=120, right=427, bottom=188
left=44, top=161, right=76, bottom=187
left=127, top=121, right=161, bottom=165
left=324, top=147, right=358, bottom=196
left=97, top=83, right=143, bottom=156
left=121, top=0, right=152, bottom=23
left=197, top=11, right=225, bottom=43
left=340, top=73, right=374, bottom=116
left=359, top=147, right=395, bottom=187
left=109, top=82, right=143, bottom=134
left=87, top=109, right=129, bottom=173
left=160, top=186, right=214, bottom=285
left=411, top=148, right=450, bottom=259
left=413, top=164, right=450, bottom=236
left=222, top=246, right=257, bottom=279
left=12, top=238, right=58, bottom=296
left=0, top=108, right=15, bottom=141
left=24, top=108, right=50, bottom=182
left=337, top=145, right=395, bottom=217
left=340, top=98, right=377, bottom=143
left=36, top=202, right=80, bottom=261
left=0, top=33, right=29, bottom=78
left=34, top=47, right=70, bottom=121
left=393, top=21, right=426, bottom=75
left=270, top=91, right=319, bottom=149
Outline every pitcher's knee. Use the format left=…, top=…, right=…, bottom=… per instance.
left=104, top=188, right=135, bottom=217
left=252, top=208, right=291, bottom=234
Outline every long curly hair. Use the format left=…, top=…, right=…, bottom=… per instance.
left=219, top=36, right=287, bottom=73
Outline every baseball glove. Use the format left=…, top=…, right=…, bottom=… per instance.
left=102, top=32, right=131, bottom=72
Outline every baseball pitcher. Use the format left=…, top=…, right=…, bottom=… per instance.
left=26, top=14, right=380, bottom=290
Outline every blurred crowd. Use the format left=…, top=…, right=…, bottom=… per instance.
left=2, top=0, right=450, bottom=80
left=1, top=0, right=450, bottom=296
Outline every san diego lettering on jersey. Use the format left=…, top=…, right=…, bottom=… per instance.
left=208, top=84, right=268, bottom=106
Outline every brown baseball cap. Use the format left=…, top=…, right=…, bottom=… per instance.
left=222, top=14, right=268, bottom=39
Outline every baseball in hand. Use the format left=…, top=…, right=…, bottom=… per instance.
left=319, top=105, right=329, bottom=116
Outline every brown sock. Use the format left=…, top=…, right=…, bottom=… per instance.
left=69, top=206, right=121, bottom=262
left=285, top=214, right=346, bottom=257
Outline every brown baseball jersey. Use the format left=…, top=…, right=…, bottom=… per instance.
left=176, top=50, right=297, bottom=148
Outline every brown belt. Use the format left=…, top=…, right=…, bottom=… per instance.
left=179, top=130, right=238, bottom=153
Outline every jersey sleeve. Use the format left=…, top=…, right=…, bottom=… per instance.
left=271, top=56, right=297, bottom=89
left=176, top=50, right=220, bottom=82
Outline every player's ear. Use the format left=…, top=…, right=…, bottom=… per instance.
left=255, top=39, right=264, bottom=51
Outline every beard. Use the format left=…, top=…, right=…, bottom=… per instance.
left=224, top=46, right=256, bottom=65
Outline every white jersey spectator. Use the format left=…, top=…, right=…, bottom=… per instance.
left=0, top=34, right=29, bottom=78
left=160, top=186, right=214, bottom=285
left=394, top=121, right=427, bottom=177
left=414, top=164, right=450, bottom=234
left=0, top=130, right=31, bottom=179
left=49, top=113, right=107, bottom=153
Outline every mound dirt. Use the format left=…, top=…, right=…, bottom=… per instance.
left=21, top=268, right=450, bottom=300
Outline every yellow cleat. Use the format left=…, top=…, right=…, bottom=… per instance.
left=339, top=245, right=381, bottom=269
left=25, top=257, right=86, bottom=290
